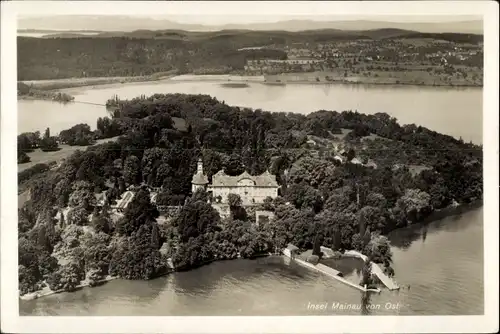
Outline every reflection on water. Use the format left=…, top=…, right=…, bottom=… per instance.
left=361, top=292, right=372, bottom=316
left=20, top=207, right=483, bottom=316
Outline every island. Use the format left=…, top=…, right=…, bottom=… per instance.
left=17, top=93, right=482, bottom=299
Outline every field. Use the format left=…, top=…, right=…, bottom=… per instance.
left=18, top=137, right=120, bottom=172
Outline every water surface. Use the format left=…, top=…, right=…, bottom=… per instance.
left=20, top=207, right=483, bottom=316
left=18, top=80, right=482, bottom=143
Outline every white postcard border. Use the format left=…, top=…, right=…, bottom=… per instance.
left=1, top=1, right=498, bottom=333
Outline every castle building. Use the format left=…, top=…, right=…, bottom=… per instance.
left=191, top=159, right=279, bottom=206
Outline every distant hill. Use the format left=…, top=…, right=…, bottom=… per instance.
left=18, top=16, right=483, bottom=34
left=23, top=28, right=482, bottom=45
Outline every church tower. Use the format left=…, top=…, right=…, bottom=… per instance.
left=191, top=158, right=209, bottom=193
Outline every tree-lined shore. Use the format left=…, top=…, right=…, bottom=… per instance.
left=18, top=29, right=483, bottom=87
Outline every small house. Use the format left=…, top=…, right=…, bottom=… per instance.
left=333, top=155, right=345, bottom=164
left=94, top=192, right=107, bottom=207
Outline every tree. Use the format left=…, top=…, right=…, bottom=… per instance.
left=91, top=211, right=111, bottom=234
left=117, top=188, right=159, bottom=236
left=123, top=155, right=142, bottom=185
left=362, top=227, right=371, bottom=249
left=201, top=149, right=224, bottom=180
left=156, top=189, right=185, bottom=206
left=285, top=183, right=323, bottom=213
left=175, top=200, right=220, bottom=243
left=332, top=226, right=342, bottom=251
left=357, top=206, right=387, bottom=233
left=36, top=225, right=52, bottom=253
left=81, top=231, right=111, bottom=275
left=359, top=258, right=374, bottom=288
left=396, top=188, right=432, bottom=223
left=224, top=153, right=245, bottom=176
left=324, top=186, right=355, bottom=213
left=48, top=261, right=84, bottom=292
left=228, top=193, right=242, bottom=208
left=66, top=207, right=90, bottom=226
left=191, top=189, right=208, bottom=203
left=287, top=157, right=335, bottom=188
left=262, top=196, right=274, bottom=211
left=312, top=234, right=322, bottom=258
left=39, top=127, right=59, bottom=152
left=365, top=234, right=393, bottom=265
left=68, top=181, right=96, bottom=210
left=18, top=151, right=31, bottom=164
left=364, top=192, right=387, bottom=209
left=109, top=223, right=167, bottom=280
left=38, top=251, right=59, bottom=278
left=151, top=223, right=160, bottom=250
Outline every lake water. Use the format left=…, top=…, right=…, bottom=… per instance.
left=19, top=207, right=483, bottom=316
left=18, top=79, right=483, bottom=144
left=17, top=32, right=101, bottom=38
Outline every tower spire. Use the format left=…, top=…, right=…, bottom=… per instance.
left=197, top=158, right=203, bottom=174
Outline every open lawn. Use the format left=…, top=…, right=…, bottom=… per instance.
left=171, top=117, right=188, bottom=132
left=18, top=136, right=120, bottom=172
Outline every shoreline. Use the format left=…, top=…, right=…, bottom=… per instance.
left=19, top=201, right=482, bottom=302
left=19, top=275, right=118, bottom=301
left=17, top=95, right=74, bottom=103
left=18, top=73, right=482, bottom=96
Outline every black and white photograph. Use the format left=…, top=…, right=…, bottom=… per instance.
left=1, top=1, right=498, bottom=333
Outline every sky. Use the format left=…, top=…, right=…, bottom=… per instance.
left=151, top=15, right=482, bottom=25
left=19, top=14, right=482, bottom=26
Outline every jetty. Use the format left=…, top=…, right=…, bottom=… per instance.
left=343, top=250, right=400, bottom=291
left=295, top=258, right=380, bottom=293
left=282, top=245, right=381, bottom=293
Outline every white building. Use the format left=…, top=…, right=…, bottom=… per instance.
left=191, top=159, right=279, bottom=206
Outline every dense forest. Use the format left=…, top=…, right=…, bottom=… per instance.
left=17, top=29, right=482, bottom=80
left=17, top=35, right=287, bottom=80
left=18, top=94, right=482, bottom=295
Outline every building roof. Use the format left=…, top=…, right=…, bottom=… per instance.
left=210, top=170, right=279, bottom=188
left=116, top=191, right=135, bottom=210
left=95, top=192, right=106, bottom=202
left=351, top=157, right=362, bottom=165
left=192, top=172, right=209, bottom=185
